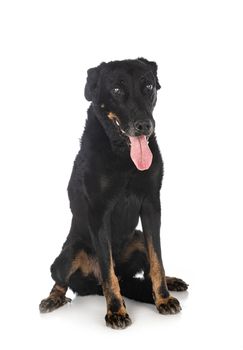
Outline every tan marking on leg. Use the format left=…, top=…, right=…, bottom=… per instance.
left=50, top=284, right=67, bottom=296
left=103, top=254, right=126, bottom=315
left=121, top=237, right=146, bottom=262
left=39, top=283, right=71, bottom=313
left=147, top=238, right=169, bottom=306
left=68, top=250, right=101, bottom=281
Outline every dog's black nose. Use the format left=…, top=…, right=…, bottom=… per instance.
left=134, top=119, right=153, bottom=135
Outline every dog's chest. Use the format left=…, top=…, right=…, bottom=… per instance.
left=111, top=191, right=142, bottom=238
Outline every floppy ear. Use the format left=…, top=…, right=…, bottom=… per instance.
left=84, top=63, right=105, bottom=101
left=137, top=57, right=161, bottom=90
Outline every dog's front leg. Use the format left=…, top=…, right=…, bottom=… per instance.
left=141, top=195, right=182, bottom=314
left=88, top=203, right=131, bottom=329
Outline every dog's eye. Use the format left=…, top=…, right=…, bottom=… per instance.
left=111, top=87, right=124, bottom=96
left=146, top=84, right=154, bottom=90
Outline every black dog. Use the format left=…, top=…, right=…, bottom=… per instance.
left=39, top=58, right=188, bottom=329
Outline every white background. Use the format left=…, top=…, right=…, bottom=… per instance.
left=0, top=0, right=243, bottom=349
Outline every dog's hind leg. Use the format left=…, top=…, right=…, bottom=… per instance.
left=39, top=241, right=101, bottom=313
left=39, top=215, right=95, bottom=313
left=39, top=244, right=77, bottom=313
left=166, top=277, right=189, bottom=292
left=118, top=230, right=188, bottom=304
left=120, top=230, right=188, bottom=290
left=119, top=276, right=188, bottom=303
left=68, top=270, right=103, bottom=296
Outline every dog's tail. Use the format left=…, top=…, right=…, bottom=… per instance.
left=68, top=271, right=154, bottom=304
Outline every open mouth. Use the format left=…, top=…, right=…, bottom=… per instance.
left=107, top=112, right=153, bottom=171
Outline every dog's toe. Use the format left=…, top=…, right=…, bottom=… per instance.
left=157, top=296, right=182, bottom=315
left=166, top=277, right=189, bottom=291
left=39, top=296, right=71, bottom=313
left=105, top=312, right=132, bottom=330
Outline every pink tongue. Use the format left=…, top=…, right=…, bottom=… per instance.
left=129, top=135, right=153, bottom=171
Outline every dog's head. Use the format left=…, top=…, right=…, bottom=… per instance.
left=84, top=58, right=161, bottom=171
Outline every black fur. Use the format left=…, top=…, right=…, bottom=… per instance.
left=39, top=58, right=188, bottom=329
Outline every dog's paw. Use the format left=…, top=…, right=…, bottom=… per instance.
left=166, top=277, right=189, bottom=291
left=157, top=296, right=182, bottom=315
left=105, top=312, right=132, bottom=330
left=39, top=295, right=71, bottom=313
